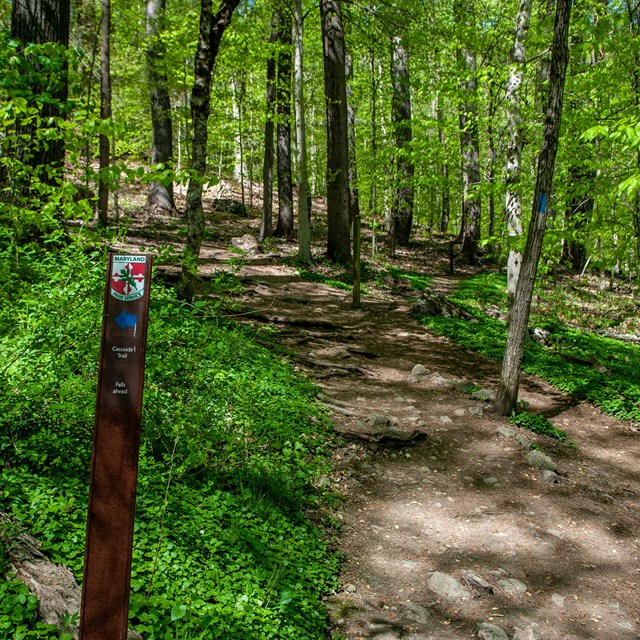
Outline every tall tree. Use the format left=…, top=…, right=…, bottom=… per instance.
left=179, top=0, right=240, bottom=302
left=454, top=0, right=481, bottom=264
left=504, top=0, right=533, bottom=310
left=274, top=7, right=294, bottom=239
left=320, top=0, right=351, bottom=264
left=628, top=0, right=640, bottom=262
left=389, top=34, right=414, bottom=247
left=11, top=0, right=71, bottom=185
left=259, top=16, right=279, bottom=241
left=146, top=0, right=175, bottom=215
left=496, top=0, right=573, bottom=415
left=97, top=0, right=111, bottom=227
left=293, top=0, right=312, bottom=261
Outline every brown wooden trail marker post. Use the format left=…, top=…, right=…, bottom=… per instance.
left=79, top=253, right=152, bottom=640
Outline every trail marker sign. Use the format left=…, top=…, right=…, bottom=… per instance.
left=79, top=253, right=152, bottom=640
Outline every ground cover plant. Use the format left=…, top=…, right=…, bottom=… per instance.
left=414, top=272, right=640, bottom=424
left=0, top=242, right=339, bottom=639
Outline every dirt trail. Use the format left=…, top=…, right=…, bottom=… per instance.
left=227, top=261, right=640, bottom=640
left=120, top=201, right=640, bottom=640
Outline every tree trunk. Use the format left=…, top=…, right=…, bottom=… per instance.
left=496, top=0, right=572, bottom=416
left=274, top=8, right=294, bottom=239
left=179, top=0, right=240, bottom=302
left=97, top=0, right=111, bottom=228
left=389, top=34, right=414, bottom=246
left=564, top=163, right=594, bottom=271
left=504, top=0, right=533, bottom=310
left=320, top=0, right=351, bottom=264
left=11, top=0, right=71, bottom=187
left=146, top=0, right=175, bottom=215
left=259, top=16, right=278, bottom=241
left=628, top=0, right=640, bottom=263
left=293, top=0, right=312, bottom=261
left=454, top=0, right=481, bottom=264
left=346, top=51, right=361, bottom=305
left=232, top=76, right=246, bottom=206
left=437, top=100, right=450, bottom=233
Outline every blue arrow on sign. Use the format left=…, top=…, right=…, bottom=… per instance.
left=114, top=311, right=137, bottom=330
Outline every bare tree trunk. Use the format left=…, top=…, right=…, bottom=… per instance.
left=496, top=0, right=572, bottom=415
left=146, top=0, right=175, bottom=215
left=274, top=8, right=294, bottom=239
left=631, top=0, right=640, bottom=263
left=437, top=100, right=450, bottom=233
left=179, top=0, right=240, bottom=302
left=389, top=34, right=414, bottom=246
left=97, top=0, right=111, bottom=227
left=259, top=16, right=278, bottom=241
left=320, top=0, right=351, bottom=264
left=11, top=0, right=71, bottom=188
left=454, top=0, right=481, bottom=264
left=505, top=0, right=532, bottom=308
left=232, top=75, right=246, bottom=206
left=346, top=52, right=361, bottom=305
left=293, top=0, right=311, bottom=261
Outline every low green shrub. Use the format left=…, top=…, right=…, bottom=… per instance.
left=509, top=411, right=570, bottom=442
left=0, top=244, right=339, bottom=639
left=415, top=273, right=640, bottom=423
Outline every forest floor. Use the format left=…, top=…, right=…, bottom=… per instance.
left=115, top=182, right=640, bottom=640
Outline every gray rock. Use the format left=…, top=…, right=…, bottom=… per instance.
left=542, top=469, right=559, bottom=483
left=400, top=602, right=431, bottom=625
left=497, top=427, right=517, bottom=438
left=551, top=593, right=565, bottom=607
left=455, top=381, right=477, bottom=393
left=471, top=388, right=496, bottom=402
left=498, top=578, right=528, bottom=595
left=515, top=433, right=533, bottom=448
left=526, top=450, right=557, bottom=472
left=469, top=406, right=484, bottom=417
left=483, top=477, right=499, bottom=485
left=369, top=414, right=393, bottom=429
left=454, top=409, right=467, bottom=417
left=477, top=622, right=509, bottom=640
left=412, top=289, right=477, bottom=321
left=462, top=570, right=493, bottom=593
left=530, top=327, right=551, bottom=347
left=231, top=234, right=260, bottom=252
left=439, top=415, right=453, bottom=424
left=513, top=624, right=540, bottom=640
left=411, top=364, right=429, bottom=377
left=428, top=572, right=471, bottom=600
left=214, top=198, right=248, bottom=216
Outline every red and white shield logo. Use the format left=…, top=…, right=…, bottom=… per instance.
left=110, top=256, right=146, bottom=301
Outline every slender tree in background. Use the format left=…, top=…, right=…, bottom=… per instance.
left=179, top=0, right=240, bottom=302
left=274, top=7, right=294, bottom=239
left=346, top=51, right=361, bottom=305
left=504, top=0, right=533, bottom=311
left=320, top=0, right=351, bottom=264
left=146, top=0, right=175, bottom=215
left=496, top=0, right=573, bottom=416
left=628, top=0, right=640, bottom=262
left=454, top=0, right=481, bottom=264
left=437, top=98, right=450, bottom=233
left=11, top=0, right=71, bottom=185
left=97, top=0, right=111, bottom=227
left=293, top=0, right=312, bottom=261
left=389, top=34, right=414, bottom=247
left=259, top=15, right=279, bottom=241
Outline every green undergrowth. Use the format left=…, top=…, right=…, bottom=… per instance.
left=0, top=242, right=339, bottom=639
left=297, top=260, right=432, bottom=295
left=509, top=410, right=570, bottom=442
left=415, top=273, right=640, bottom=423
